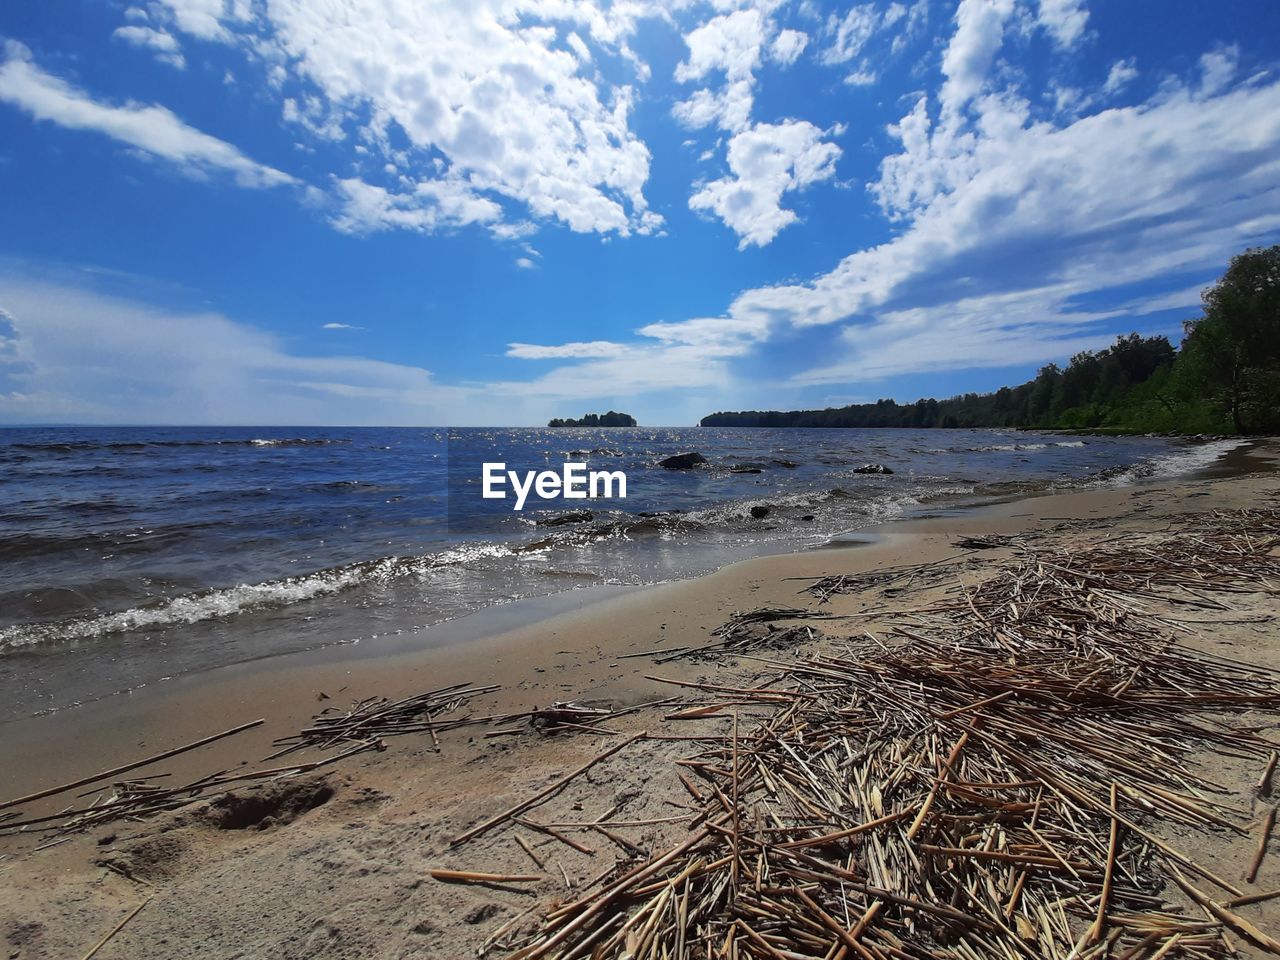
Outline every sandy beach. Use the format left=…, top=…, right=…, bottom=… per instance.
left=2, top=441, right=1278, bottom=959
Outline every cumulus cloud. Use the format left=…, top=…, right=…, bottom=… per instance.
left=329, top=177, right=502, bottom=236
left=770, top=29, right=808, bottom=66
left=723, top=59, right=1280, bottom=384
left=153, top=0, right=665, bottom=238
left=689, top=120, right=841, bottom=248
left=0, top=41, right=293, bottom=189
left=1035, top=0, right=1089, bottom=49
left=1103, top=58, right=1138, bottom=95
left=111, top=25, right=186, bottom=69
left=523, top=15, right=1280, bottom=398
left=672, top=3, right=841, bottom=246
left=822, top=4, right=881, bottom=64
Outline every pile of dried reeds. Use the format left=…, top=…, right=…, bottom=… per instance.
left=269, top=681, right=499, bottom=756
left=805, top=552, right=984, bottom=604
left=500, top=513, right=1280, bottom=959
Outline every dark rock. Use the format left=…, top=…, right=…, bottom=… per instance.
left=800, top=514, right=815, bottom=521
left=853, top=463, right=894, bottom=474
left=771, top=459, right=798, bottom=468
left=749, top=505, right=771, bottom=519
left=730, top=467, right=762, bottom=474
left=536, top=511, right=594, bottom=526
left=658, top=452, right=707, bottom=469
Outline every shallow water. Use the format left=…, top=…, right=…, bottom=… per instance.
left=0, top=425, right=1237, bottom=720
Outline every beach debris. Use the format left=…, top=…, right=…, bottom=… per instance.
left=430, top=869, right=541, bottom=886
left=952, top=532, right=1016, bottom=549
left=486, top=697, right=681, bottom=739
left=499, top=509, right=1280, bottom=959
left=451, top=733, right=647, bottom=848
left=0, top=739, right=381, bottom=838
left=657, top=453, right=707, bottom=469
left=79, top=896, right=151, bottom=960
left=0, top=718, right=265, bottom=813
left=854, top=462, right=894, bottom=474
left=270, top=681, right=500, bottom=757
left=0, top=682, right=500, bottom=838
left=804, top=551, right=983, bottom=603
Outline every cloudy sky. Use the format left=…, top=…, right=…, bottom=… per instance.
left=0, top=0, right=1277, bottom=426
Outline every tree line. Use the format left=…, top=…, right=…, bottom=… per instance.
left=701, top=245, right=1280, bottom=435
left=548, top=411, right=637, bottom=427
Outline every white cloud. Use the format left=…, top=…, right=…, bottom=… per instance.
left=152, top=0, right=252, bottom=41
left=939, top=0, right=1017, bottom=119
left=676, top=9, right=766, bottom=84
left=723, top=74, right=1280, bottom=384
left=155, top=0, right=666, bottom=238
left=329, top=177, right=502, bottom=235
left=112, top=25, right=186, bottom=69
left=672, top=8, right=770, bottom=135
left=1035, top=0, right=1089, bottom=49
left=507, top=341, right=628, bottom=359
left=822, top=1, right=921, bottom=65
left=0, top=276, right=482, bottom=425
left=322, top=322, right=361, bottom=330
left=770, top=29, right=808, bottom=67
left=1198, top=45, right=1239, bottom=98
left=822, top=4, right=881, bottom=64
left=673, top=81, right=755, bottom=133
left=1103, top=58, right=1138, bottom=96
left=690, top=120, right=841, bottom=248
left=845, top=69, right=878, bottom=87
left=514, top=256, right=537, bottom=269
left=0, top=41, right=294, bottom=189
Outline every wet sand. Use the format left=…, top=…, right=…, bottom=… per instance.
left=0, top=440, right=1277, bottom=959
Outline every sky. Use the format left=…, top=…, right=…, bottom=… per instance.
left=0, top=1, right=1277, bottom=426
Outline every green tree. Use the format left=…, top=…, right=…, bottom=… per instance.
left=1178, top=245, right=1280, bottom=433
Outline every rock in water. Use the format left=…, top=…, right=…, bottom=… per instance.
left=854, top=463, right=894, bottom=474
left=750, top=505, right=771, bottom=519
left=536, top=511, right=594, bottom=526
left=658, top=452, right=708, bottom=469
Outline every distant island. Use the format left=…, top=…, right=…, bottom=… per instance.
left=548, top=411, right=637, bottom=427
left=703, top=245, right=1280, bottom=436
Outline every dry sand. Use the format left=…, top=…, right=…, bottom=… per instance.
left=1, top=440, right=1278, bottom=959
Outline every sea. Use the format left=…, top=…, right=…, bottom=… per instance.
left=0, top=426, right=1242, bottom=721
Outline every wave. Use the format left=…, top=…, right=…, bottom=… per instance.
left=0, top=541, right=521, bottom=651
left=1091, top=438, right=1244, bottom=486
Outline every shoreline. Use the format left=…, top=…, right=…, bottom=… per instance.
left=1, top=440, right=1277, bottom=958
left=0, top=439, right=1270, bottom=813
left=0, top=434, right=1253, bottom=727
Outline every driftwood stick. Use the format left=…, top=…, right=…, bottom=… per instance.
left=430, top=869, right=541, bottom=885
left=1261, top=752, right=1279, bottom=794
left=80, top=896, right=151, bottom=960
left=449, top=733, right=645, bottom=848
left=0, top=719, right=264, bottom=811
left=1088, top=782, right=1121, bottom=943
left=1250, top=806, right=1278, bottom=884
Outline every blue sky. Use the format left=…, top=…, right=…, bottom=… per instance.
left=0, top=0, right=1277, bottom=426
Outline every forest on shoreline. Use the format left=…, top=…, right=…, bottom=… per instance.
left=702, top=246, right=1280, bottom=435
